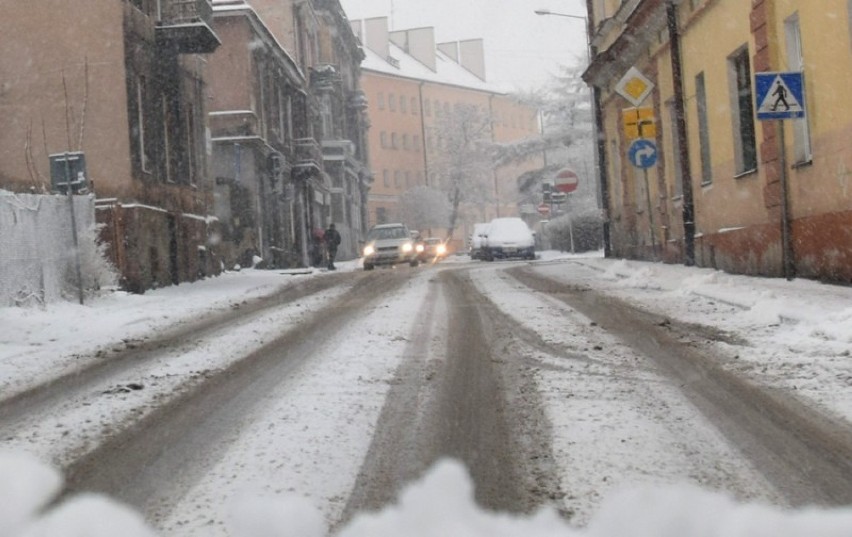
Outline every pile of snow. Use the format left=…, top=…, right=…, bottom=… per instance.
left=3, top=453, right=852, bottom=537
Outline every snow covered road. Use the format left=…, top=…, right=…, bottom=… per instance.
left=2, top=253, right=852, bottom=536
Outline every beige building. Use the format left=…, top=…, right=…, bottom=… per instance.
left=351, top=17, right=543, bottom=251
left=207, top=0, right=370, bottom=267
left=585, top=0, right=852, bottom=283
left=0, top=1, right=221, bottom=291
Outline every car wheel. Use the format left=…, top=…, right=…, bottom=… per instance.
left=410, top=259, right=419, bottom=267
left=364, top=263, right=374, bottom=270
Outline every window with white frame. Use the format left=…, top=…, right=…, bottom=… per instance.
left=728, top=46, right=757, bottom=174
left=695, top=72, right=712, bottom=185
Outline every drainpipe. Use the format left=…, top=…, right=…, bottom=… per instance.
left=585, top=0, right=611, bottom=257
left=667, top=1, right=695, bottom=266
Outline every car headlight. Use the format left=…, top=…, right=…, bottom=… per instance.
left=415, top=244, right=425, bottom=253
left=402, top=242, right=413, bottom=253
left=363, top=245, right=375, bottom=256
left=436, top=244, right=447, bottom=255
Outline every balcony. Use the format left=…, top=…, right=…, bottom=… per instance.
left=310, top=65, right=341, bottom=93
left=208, top=110, right=259, bottom=140
left=156, top=0, right=220, bottom=54
left=294, top=138, right=323, bottom=177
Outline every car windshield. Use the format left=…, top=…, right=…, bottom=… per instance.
left=367, top=226, right=408, bottom=240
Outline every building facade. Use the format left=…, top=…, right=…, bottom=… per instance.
left=351, top=17, right=543, bottom=252
left=585, top=0, right=852, bottom=283
left=0, top=0, right=222, bottom=292
left=0, top=0, right=371, bottom=292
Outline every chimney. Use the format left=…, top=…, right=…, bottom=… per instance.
left=389, top=27, right=436, bottom=71
left=458, top=39, right=486, bottom=81
left=362, top=17, right=390, bottom=60
left=437, top=41, right=459, bottom=62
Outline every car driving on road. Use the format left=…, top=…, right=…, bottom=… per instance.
left=418, top=237, right=449, bottom=263
left=362, top=223, right=420, bottom=270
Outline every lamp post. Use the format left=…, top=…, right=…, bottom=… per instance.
left=535, top=7, right=610, bottom=256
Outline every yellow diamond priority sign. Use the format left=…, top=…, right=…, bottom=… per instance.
left=616, top=67, right=655, bottom=106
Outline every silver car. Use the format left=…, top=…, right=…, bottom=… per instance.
left=362, top=223, right=420, bottom=270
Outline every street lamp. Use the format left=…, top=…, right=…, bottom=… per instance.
left=534, top=8, right=587, bottom=22
left=535, top=7, right=598, bottom=255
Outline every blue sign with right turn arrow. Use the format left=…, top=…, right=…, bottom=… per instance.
left=628, top=139, right=658, bottom=169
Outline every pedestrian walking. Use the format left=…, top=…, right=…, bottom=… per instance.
left=310, top=227, right=325, bottom=268
left=324, top=223, right=341, bottom=270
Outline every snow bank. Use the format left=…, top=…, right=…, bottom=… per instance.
left=4, top=453, right=852, bottom=537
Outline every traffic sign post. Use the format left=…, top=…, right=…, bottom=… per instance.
left=755, top=72, right=805, bottom=120
left=755, top=71, right=805, bottom=280
left=628, top=139, right=658, bottom=169
left=626, top=139, right=659, bottom=258
left=554, top=168, right=579, bottom=193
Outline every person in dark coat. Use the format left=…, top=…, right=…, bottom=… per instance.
left=324, top=223, right=341, bottom=270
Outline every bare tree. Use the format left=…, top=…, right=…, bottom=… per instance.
left=492, top=66, right=594, bottom=198
left=398, top=185, right=451, bottom=232
left=430, top=103, right=494, bottom=240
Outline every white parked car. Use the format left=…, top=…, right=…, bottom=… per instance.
left=481, top=217, right=536, bottom=261
left=469, top=223, right=490, bottom=260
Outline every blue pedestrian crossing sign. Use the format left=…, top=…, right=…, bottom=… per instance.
left=628, top=139, right=658, bottom=169
left=755, top=72, right=806, bottom=120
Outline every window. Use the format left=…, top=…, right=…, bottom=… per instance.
left=400, top=96, right=407, bottom=113
left=785, top=13, right=812, bottom=164
left=411, top=97, right=418, bottom=115
left=424, top=99, right=431, bottom=116
left=377, top=92, right=385, bottom=110
left=380, top=131, right=388, bottom=148
left=695, top=72, right=712, bottom=185
left=376, top=207, right=388, bottom=225
left=186, top=109, right=196, bottom=185
left=320, top=94, right=333, bottom=138
left=729, top=46, right=757, bottom=174
left=162, top=95, right=173, bottom=183
left=135, top=76, right=150, bottom=173
left=389, top=93, right=396, bottom=112
left=402, top=134, right=409, bottom=150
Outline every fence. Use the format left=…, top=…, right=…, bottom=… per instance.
left=0, top=192, right=102, bottom=306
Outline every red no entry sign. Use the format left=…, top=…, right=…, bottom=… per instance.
left=554, top=169, right=579, bottom=193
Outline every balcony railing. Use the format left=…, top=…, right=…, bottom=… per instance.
left=208, top=110, right=259, bottom=139
left=294, top=138, right=323, bottom=176
left=156, top=0, right=220, bottom=54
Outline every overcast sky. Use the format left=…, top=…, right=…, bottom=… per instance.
left=338, top=0, right=590, bottom=93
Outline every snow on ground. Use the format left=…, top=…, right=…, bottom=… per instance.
left=2, top=252, right=852, bottom=536
left=470, top=265, right=782, bottom=521
left=533, top=252, right=852, bottom=424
